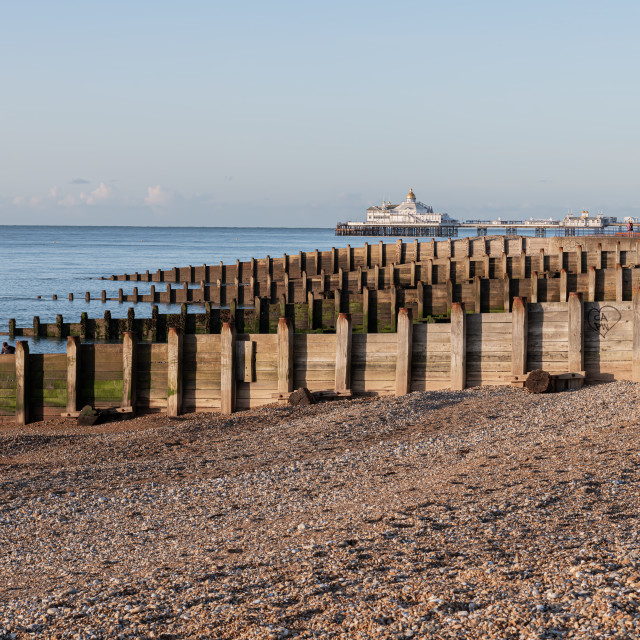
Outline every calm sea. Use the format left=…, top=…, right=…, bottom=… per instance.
left=0, top=225, right=526, bottom=353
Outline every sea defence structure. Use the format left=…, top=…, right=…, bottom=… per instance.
left=3, top=235, right=640, bottom=424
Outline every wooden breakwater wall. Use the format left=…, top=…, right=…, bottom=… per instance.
left=104, top=235, right=640, bottom=285
left=14, top=264, right=640, bottom=340
left=3, top=294, right=640, bottom=424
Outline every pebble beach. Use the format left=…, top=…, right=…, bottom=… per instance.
left=1, top=382, right=640, bottom=639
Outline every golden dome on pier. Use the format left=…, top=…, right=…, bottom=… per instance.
left=407, top=188, right=416, bottom=200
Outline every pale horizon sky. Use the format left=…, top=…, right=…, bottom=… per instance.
left=1, top=0, right=639, bottom=226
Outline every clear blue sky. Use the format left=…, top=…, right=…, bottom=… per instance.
left=1, top=0, right=638, bottom=226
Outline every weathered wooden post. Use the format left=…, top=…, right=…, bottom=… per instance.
left=69, top=292, right=74, bottom=301
left=588, top=266, right=596, bottom=302
left=307, top=291, right=314, bottom=331
left=362, top=286, right=370, bottom=333
left=539, top=248, right=545, bottom=273
left=379, top=240, right=385, bottom=267
left=615, top=241, right=621, bottom=266
left=417, top=282, right=425, bottom=321
left=364, top=242, right=370, bottom=268
left=426, top=258, right=433, bottom=284
left=560, top=269, right=567, bottom=302
left=450, top=303, right=466, bottom=391
left=101, top=290, right=107, bottom=303
left=633, top=287, right=640, bottom=382
left=132, top=287, right=139, bottom=303
left=503, top=274, right=511, bottom=312
left=15, top=341, right=29, bottom=426
left=103, top=310, right=111, bottom=340
left=501, top=252, right=508, bottom=278
left=483, top=253, right=490, bottom=278
left=530, top=271, right=539, bottom=303
left=277, top=317, right=294, bottom=397
left=410, top=260, right=416, bottom=287
left=595, top=243, right=602, bottom=270
left=395, top=308, right=413, bottom=396
left=576, top=245, right=583, bottom=274
left=390, top=286, right=398, bottom=332
left=33, top=316, right=40, bottom=338
left=519, top=251, right=526, bottom=279
left=330, top=247, right=337, bottom=273
left=568, top=292, right=584, bottom=373
left=474, top=275, right=481, bottom=313
left=8, top=319, right=15, bottom=339
left=167, top=327, right=183, bottom=417
left=335, top=313, right=352, bottom=395
left=616, top=264, right=623, bottom=302
left=374, top=264, right=380, bottom=291
left=346, top=244, right=352, bottom=272
left=122, top=331, right=137, bottom=413
left=511, top=297, right=527, bottom=377
left=558, top=246, right=565, bottom=272
left=464, top=256, right=471, bottom=281
left=56, top=314, right=64, bottom=339
left=446, top=279, right=453, bottom=316
left=220, top=322, right=236, bottom=414
left=396, top=238, right=403, bottom=264
left=66, top=336, right=81, bottom=415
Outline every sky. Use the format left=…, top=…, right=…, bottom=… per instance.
left=1, top=0, right=639, bottom=226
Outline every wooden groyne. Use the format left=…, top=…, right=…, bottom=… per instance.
left=3, top=294, right=640, bottom=424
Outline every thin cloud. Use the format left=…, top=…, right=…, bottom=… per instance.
left=84, top=182, right=113, bottom=205
left=71, top=178, right=90, bottom=184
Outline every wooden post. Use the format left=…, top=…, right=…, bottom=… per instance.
left=558, top=246, right=564, bottom=272
left=501, top=252, right=508, bottom=278
left=588, top=266, right=596, bottom=302
left=445, top=256, right=452, bottom=281
left=483, top=253, right=490, bottom=279
left=118, top=288, right=124, bottom=303
left=503, top=274, right=510, bottom=312
left=446, top=279, right=453, bottom=315
left=66, top=336, right=81, bottom=414
left=167, top=327, right=183, bottom=417
left=307, top=291, right=314, bottom=331
left=560, top=269, right=567, bottom=302
left=374, top=264, right=380, bottom=290
left=390, top=286, right=397, bottom=333
left=277, top=317, right=294, bottom=396
left=122, top=331, right=136, bottom=413
left=426, top=258, right=433, bottom=285
left=101, top=290, right=107, bottom=303
left=464, top=256, right=471, bottom=280
left=33, top=316, right=40, bottom=337
left=414, top=238, right=420, bottom=262
left=301, top=271, right=307, bottom=295
left=474, top=275, right=481, bottom=313
left=596, top=243, right=602, bottom=270
left=335, top=313, right=352, bottom=394
left=616, top=264, right=623, bottom=302
left=511, top=297, right=527, bottom=376
left=616, top=241, right=621, bottom=266
left=346, top=245, right=352, bottom=272
left=357, top=266, right=363, bottom=293
left=313, top=249, right=319, bottom=275
left=221, top=322, right=236, bottom=414
left=283, top=272, right=289, bottom=303
left=567, top=292, right=583, bottom=372
left=334, top=289, right=342, bottom=319
left=530, top=271, right=538, bottom=303
left=395, top=308, right=413, bottom=396
left=132, top=287, right=139, bottom=303
left=69, top=292, right=74, bottom=302
left=266, top=272, right=272, bottom=301
left=539, top=248, right=545, bottom=273
left=320, top=269, right=326, bottom=293
left=395, top=238, right=403, bottom=264
left=417, top=282, right=425, bottom=321
left=379, top=240, right=385, bottom=267
left=519, top=251, right=526, bottom=278
left=450, top=303, right=466, bottom=391
left=363, top=286, right=370, bottom=333
left=15, top=341, right=29, bottom=425
left=576, top=245, right=583, bottom=274
left=410, top=261, right=416, bottom=287
left=364, top=242, right=369, bottom=268
left=633, top=287, right=640, bottom=382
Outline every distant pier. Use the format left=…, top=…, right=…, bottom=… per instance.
left=335, top=220, right=631, bottom=238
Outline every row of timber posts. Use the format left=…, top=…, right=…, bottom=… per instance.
left=107, top=238, right=640, bottom=285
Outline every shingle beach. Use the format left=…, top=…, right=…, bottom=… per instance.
left=2, top=382, right=640, bottom=639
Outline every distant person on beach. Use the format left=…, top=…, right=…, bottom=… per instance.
left=1, top=342, right=15, bottom=354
